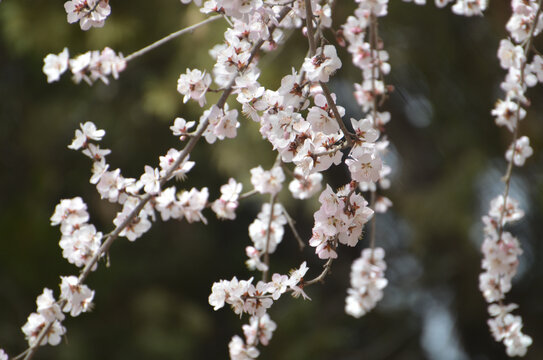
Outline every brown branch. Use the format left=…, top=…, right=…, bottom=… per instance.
left=304, top=258, right=334, bottom=286
left=318, top=81, right=355, bottom=146
left=304, top=0, right=317, bottom=56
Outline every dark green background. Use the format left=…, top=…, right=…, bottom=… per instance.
left=1, top=1, right=542, bottom=359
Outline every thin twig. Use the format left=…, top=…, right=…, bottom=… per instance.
left=369, top=190, right=377, bottom=251
left=304, top=0, right=317, bottom=56
left=311, top=141, right=347, bottom=157
left=304, top=258, right=334, bottom=286
left=318, top=81, right=355, bottom=146
left=280, top=204, right=305, bottom=251
left=262, top=193, right=278, bottom=283
left=124, top=15, right=223, bottom=62
left=239, top=189, right=259, bottom=200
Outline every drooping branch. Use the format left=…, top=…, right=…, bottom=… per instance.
left=304, top=0, right=355, bottom=146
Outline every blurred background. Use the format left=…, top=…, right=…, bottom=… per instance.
left=1, top=1, right=543, bottom=359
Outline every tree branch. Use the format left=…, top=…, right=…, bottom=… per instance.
left=124, top=15, right=223, bottom=62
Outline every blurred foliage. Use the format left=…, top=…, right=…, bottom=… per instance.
left=1, top=1, right=543, bottom=359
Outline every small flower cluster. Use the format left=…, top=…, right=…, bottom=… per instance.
left=205, top=4, right=275, bottom=88
left=248, top=203, right=287, bottom=258
left=258, top=89, right=345, bottom=177
left=211, top=178, right=243, bottom=220
left=402, top=0, right=487, bottom=16
left=209, top=262, right=310, bottom=317
left=341, top=1, right=393, bottom=193
left=288, top=167, right=322, bottom=200
left=68, top=121, right=210, bottom=242
left=43, top=47, right=126, bottom=85
left=202, top=105, right=240, bottom=144
left=51, top=197, right=102, bottom=269
left=229, top=313, right=277, bottom=360
left=487, top=304, right=533, bottom=357
left=506, top=0, right=543, bottom=43
left=177, top=68, right=212, bottom=107
left=250, top=165, right=285, bottom=195
left=480, top=197, right=525, bottom=301
left=309, top=183, right=374, bottom=259
left=345, top=247, right=387, bottom=318
left=479, top=196, right=532, bottom=356
left=302, top=44, right=342, bottom=83
left=342, top=4, right=391, bottom=112
left=345, top=119, right=383, bottom=184
left=64, top=0, right=111, bottom=30
left=505, top=136, right=533, bottom=167
left=492, top=1, right=542, bottom=159
left=21, top=277, right=95, bottom=349
left=22, top=289, right=66, bottom=347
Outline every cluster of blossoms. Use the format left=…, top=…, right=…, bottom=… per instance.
left=64, top=0, right=111, bottom=30
left=478, top=0, right=542, bottom=356
left=247, top=203, right=287, bottom=268
left=22, top=289, right=66, bottom=348
left=302, top=44, right=342, bottom=83
left=492, top=2, right=543, bottom=139
left=345, top=247, right=387, bottom=318
left=177, top=68, right=212, bottom=107
left=479, top=196, right=532, bottom=356
left=51, top=197, right=102, bottom=269
left=211, top=178, right=243, bottom=220
left=21, top=277, right=95, bottom=349
left=250, top=165, right=285, bottom=196
left=338, top=0, right=393, bottom=319
left=17, top=124, right=104, bottom=353
left=402, top=0, right=487, bottom=16
left=201, top=105, right=241, bottom=144
left=340, top=2, right=393, bottom=193
left=67, top=121, right=210, bottom=243
left=309, top=183, right=374, bottom=259
left=229, top=314, right=276, bottom=360
left=209, top=261, right=310, bottom=318
left=209, top=262, right=310, bottom=357
left=288, top=167, right=323, bottom=199
left=43, top=47, right=126, bottom=85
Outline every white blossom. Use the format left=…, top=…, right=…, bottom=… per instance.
left=302, top=45, right=342, bottom=83
left=505, top=136, right=533, bottom=166
left=43, top=48, right=69, bottom=83
left=68, top=121, right=105, bottom=150
left=59, top=276, right=95, bottom=317
left=250, top=166, right=284, bottom=195
left=36, top=288, right=64, bottom=322
left=177, top=68, right=212, bottom=107
left=64, top=0, right=111, bottom=31
left=21, top=313, right=65, bottom=347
